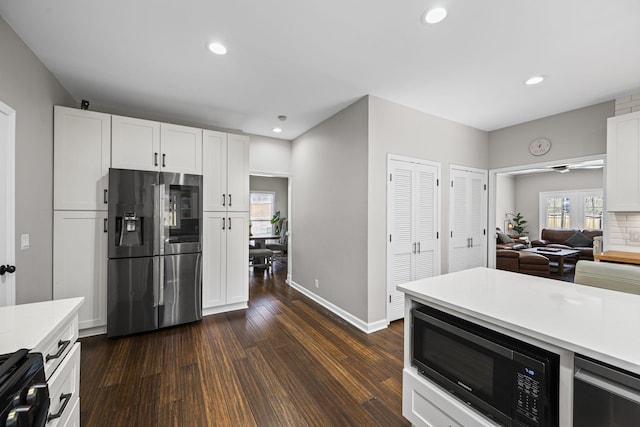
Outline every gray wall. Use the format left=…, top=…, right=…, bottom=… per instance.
left=368, top=96, right=489, bottom=322
left=514, top=169, right=604, bottom=240
left=291, top=97, right=369, bottom=321
left=496, top=174, right=516, bottom=230
left=488, top=101, right=613, bottom=169
left=0, top=16, right=75, bottom=303
left=249, top=176, right=289, bottom=220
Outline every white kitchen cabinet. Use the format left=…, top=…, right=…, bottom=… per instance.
left=202, top=211, right=249, bottom=313
left=606, top=111, right=640, bottom=211
left=54, top=106, right=111, bottom=211
left=111, top=115, right=160, bottom=171
left=203, top=130, right=249, bottom=212
left=111, top=117, right=202, bottom=174
left=448, top=166, right=487, bottom=273
left=387, top=158, right=440, bottom=321
left=53, top=211, right=108, bottom=331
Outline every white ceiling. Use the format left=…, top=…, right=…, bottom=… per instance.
left=2, top=1, right=640, bottom=140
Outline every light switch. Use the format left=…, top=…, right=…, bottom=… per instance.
left=21, top=233, right=29, bottom=250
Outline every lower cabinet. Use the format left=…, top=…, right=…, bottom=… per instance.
left=53, top=211, right=108, bottom=332
left=202, top=211, right=249, bottom=313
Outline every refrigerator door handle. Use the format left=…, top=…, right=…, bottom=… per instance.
left=158, top=183, right=166, bottom=255
left=152, top=257, right=159, bottom=307
left=158, top=256, right=165, bottom=306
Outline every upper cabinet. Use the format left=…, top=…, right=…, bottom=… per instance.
left=607, top=111, right=640, bottom=211
left=203, top=130, right=249, bottom=212
left=112, top=117, right=202, bottom=174
left=54, top=106, right=111, bottom=211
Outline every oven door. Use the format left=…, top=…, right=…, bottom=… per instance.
left=412, top=307, right=514, bottom=425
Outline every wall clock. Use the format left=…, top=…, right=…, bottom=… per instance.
left=529, top=138, right=551, bottom=156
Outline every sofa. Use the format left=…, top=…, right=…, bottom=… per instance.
left=496, top=249, right=550, bottom=278
left=496, top=229, right=526, bottom=250
left=531, top=229, right=602, bottom=262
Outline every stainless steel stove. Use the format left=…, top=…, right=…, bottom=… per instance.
left=0, top=349, right=49, bottom=427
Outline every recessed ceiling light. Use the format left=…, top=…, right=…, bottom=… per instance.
left=524, top=75, right=545, bottom=85
left=207, top=42, right=227, bottom=55
left=422, top=7, right=447, bottom=24
left=272, top=127, right=283, bottom=133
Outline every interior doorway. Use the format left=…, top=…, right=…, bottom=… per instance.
left=249, top=174, right=291, bottom=283
left=0, top=100, right=16, bottom=306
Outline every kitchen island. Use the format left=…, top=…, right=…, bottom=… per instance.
left=398, top=267, right=640, bottom=426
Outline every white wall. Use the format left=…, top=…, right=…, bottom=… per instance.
left=367, top=96, right=489, bottom=323
left=514, top=169, right=604, bottom=240
left=248, top=135, right=291, bottom=175
left=291, top=97, right=369, bottom=321
left=489, top=101, right=613, bottom=170
left=0, top=16, right=75, bottom=303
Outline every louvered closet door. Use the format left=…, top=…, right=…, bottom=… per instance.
left=414, top=164, right=438, bottom=280
left=388, top=160, right=414, bottom=322
left=448, top=167, right=487, bottom=273
left=387, top=159, right=439, bottom=322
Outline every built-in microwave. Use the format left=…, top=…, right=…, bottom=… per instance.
left=412, top=304, right=559, bottom=426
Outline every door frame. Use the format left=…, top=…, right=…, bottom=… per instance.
left=0, top=100, right=16, bottom=306
left=488, top=154, right=606, bottom=268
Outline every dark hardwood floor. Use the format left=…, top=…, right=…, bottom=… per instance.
left=79, top=260, right=408, bottom=426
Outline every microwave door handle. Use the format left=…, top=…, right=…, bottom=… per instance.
left=575, top=368, right=640, bottom=405
left=414, top=310, right=514, bottom=359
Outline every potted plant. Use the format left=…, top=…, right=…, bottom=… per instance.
left=511, top=212, right=528, bottom=236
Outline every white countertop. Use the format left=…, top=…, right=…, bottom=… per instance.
left=0, top=298, right=84, bottom=354
left=398, top=268, right=640, bottom=375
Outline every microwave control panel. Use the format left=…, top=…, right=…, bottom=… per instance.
left=513, top=354, right=547, bottom=426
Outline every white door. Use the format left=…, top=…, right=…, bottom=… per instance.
left=226, top=212, right=249, bottom=304
left=202, top=212, right=226, bottom=309
left=449, top=167, right=487, bottom=273
left=202, top=130, right=228, bottom=211
left=226, top=134, right=250, bottom=212
left=0, top=101, right=16, bottom=306
left=387, top=157, right=440, bottom=321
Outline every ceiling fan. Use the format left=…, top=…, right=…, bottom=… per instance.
left=546, top=160, right=604, bottom=173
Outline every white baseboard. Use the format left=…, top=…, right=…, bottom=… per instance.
left=289, top=280, right=389, bottom=334
left=202, top=302, right=248, bottom=317
left=79, top=325, right=106, bottom=338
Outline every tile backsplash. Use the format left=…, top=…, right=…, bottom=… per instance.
left=606, top=212, right=640, bottom=252
left=615, top=91, right=640, bottom=116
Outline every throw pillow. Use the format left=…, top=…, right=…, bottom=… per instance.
left=565, top=231, right=593, bottom=248
left=497, top=232, right=514, bottom=244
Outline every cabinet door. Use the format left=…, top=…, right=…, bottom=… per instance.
left=53, top=211, right=108, bottom=330
left=54, top=106, right=111, bottom=210
left=202, top=212, right=226, bottom=309
left=414, top=163, right=439, bottom=280
left=226, top=212, right=249, bottom=304
left=203, top=130, right=228, bottom=211
left=160, top=123, right=202, bottom=174
left=226, top=134, right=250, bottom=211
left=607, top=112, right=640, bottom=211
left=111, top=115, right=160, bottom=171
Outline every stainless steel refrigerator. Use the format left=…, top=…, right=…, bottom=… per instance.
left=107, top=168, right=202, bottom=337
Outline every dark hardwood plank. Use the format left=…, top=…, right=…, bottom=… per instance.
left=80, top=260, right=408, bottom=426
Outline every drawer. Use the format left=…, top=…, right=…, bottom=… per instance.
left=33, top=314, right=78, bottom=379
left=403, top=369, right=499, bottom=427
left=47, top=342, right=80, bottom=427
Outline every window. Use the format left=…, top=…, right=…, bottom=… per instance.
left=250, top=192, right=275, bottom=236
left=539, top=189, right=603, bottom=230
